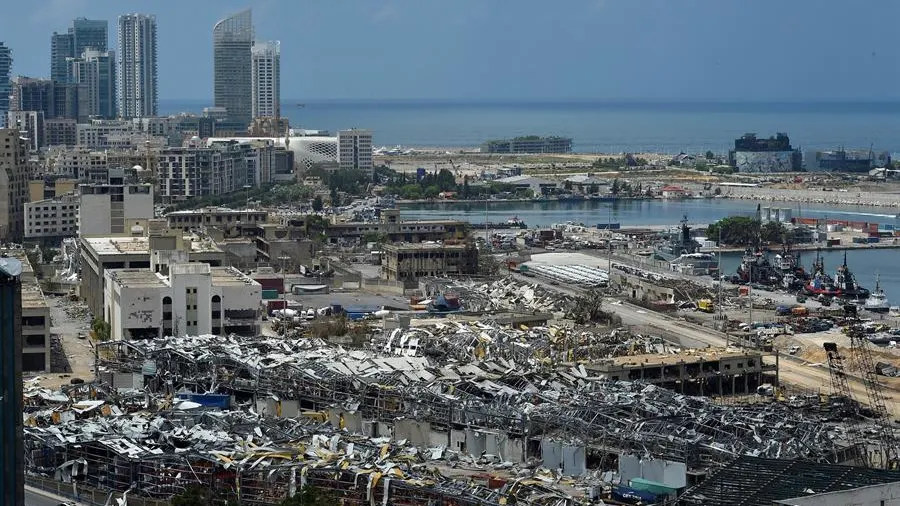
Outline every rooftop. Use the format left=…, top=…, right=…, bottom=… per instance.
left=21, top=284, right=48, bottom=310
left=105, top=269, right=169, bottom=289
left=106, top=265, right=258, bottom=289
left=383, top=241, right=473, bottom=251
left=587, top=350, right=763, bottom=370
left=83, top=236, right=222, bottom=256
left=167, top=207, right=267, bottom=216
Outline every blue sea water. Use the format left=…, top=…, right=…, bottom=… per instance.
left=160, top=99, right=900, bottom=154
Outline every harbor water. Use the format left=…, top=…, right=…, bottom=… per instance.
left=400, top=198, right=900, bottom=302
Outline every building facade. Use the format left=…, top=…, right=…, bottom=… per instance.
left=6, top=111, right=45, bottom=151
left=69, top=49, right=117, bottom=119
left=805, top=149, right=891, bottom=173
left=481, top=136, right=573, bottom=154
left=104, top=263, right=261, bottom=340
left=213, top=10, right=254, bottom=126
left=78, top=168, right=154, bottom=238
left=157, top=142, right=250, bottom=202
left=337, top=129, right=373, bottom=176
left=729, top=133, right=802, bottom=173
left=48, top=147, right=107, bottom=180
left=76, top=119, right=135, bottom=148
left=0, top=43, right=11, bottom=128
left=0, top=130, right=29, bottom=242
left=50, top=32, right=74, bottom=83
left=382, top=242, right=478, bottom=286
left=251, top=41, right=280, bottom=119
left=50, top=18, right=108, bottom=83
left=117, top=14, right=158, bottom=118
left=25, top=194, right=79, bottom=241
left=0, top=256, right=24, bottom=506
left=44, top=119, right=78, bottom=147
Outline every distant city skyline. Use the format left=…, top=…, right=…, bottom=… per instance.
left=0, top=0, right=899, bottom=102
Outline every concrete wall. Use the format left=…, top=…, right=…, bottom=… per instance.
left=618, top=455, right=687, bottom=489
left=775, top=482, right=900, bottom=506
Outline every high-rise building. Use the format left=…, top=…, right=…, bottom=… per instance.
left=0, top=43, right=11, bottom=128
left=69, top=49, right=117, bottom=119
left=251, top=41, right=280, bottom=119
left=337, top=129, right=374, bottom=177
left=214, top=10, right=254, bottom=127
left=78, top=167, right=153, bottom=237
left=12, top=77, right=82, bottom=121
left=0, top=256, right=24, bottom=506
left=117, top=14, right=158, bottom=119
left=0, top=129, right=28, bottom=242
left=50, top=18, right=108, bottom=83
left=6, top=111, right=44, bottom=151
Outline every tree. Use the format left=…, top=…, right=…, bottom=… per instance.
left=761, top=220, right=787, bottom=244
left=280, top=485, right=339, bottom=506
left=171, top=486, right=214, bottom=506
left=706, top=216, right=761, bottom=246
left=311, top=195, right=324, bottom=212
left=91, top=318, right=110, bottom=341
left=610, top=178, right=621, bottom=195
left=705, top=150, right=715, bottom=160
left=329, top=187, right=339, bottom=205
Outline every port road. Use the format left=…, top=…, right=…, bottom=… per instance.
left=510, top=271, right=900, bottom=417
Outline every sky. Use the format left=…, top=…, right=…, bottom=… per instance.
left=1, top=0, right=898, bottom=102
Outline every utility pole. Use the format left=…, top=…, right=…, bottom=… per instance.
left=747, top=261, right=752, bottom=350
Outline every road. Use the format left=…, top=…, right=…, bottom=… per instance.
left=25, top=486, right=78, bottom=506
left=511, top=272, right=900, bottom=417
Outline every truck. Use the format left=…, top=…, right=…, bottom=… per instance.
left=697, top=299, right=714, bottom=313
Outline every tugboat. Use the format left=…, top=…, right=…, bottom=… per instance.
left=653, top=216, right=719, bottom=276
left=773, top=244, right=808, bottom=290
left=803, top=251, right=870, bottom=300
left=864, top=275, right=890, bottom=313
left=735, top=204, right=782, bottom=286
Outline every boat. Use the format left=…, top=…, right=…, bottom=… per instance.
left=557, top=194, right=586, bottom=203
left=864, top=275, right=891, bottom=313
left=773, top=245, right=808, bottom=290
left=803, top=251, right=869, bottom=300
left=653, top=216, right=719, bottom=276
left=737, top=249, right=782, bottom=286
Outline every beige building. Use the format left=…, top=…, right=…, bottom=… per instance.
left=382, top=242, right=478, bottom=287
left=2, top=249, right=51, bottom=371
left=0, top=129, right=30, bottom=242
left=24, top=193, right=79, bottom=241
left=166, top=207, right=268, bottom=231
left=77, top=168, right=154, bottom=238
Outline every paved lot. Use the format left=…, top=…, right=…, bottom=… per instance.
left=28, top=295, right=95, bottom=389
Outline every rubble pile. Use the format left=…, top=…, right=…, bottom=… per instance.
left=24, top=408, right=572, bottom=505
left=423, top=278, right=574, bottom=314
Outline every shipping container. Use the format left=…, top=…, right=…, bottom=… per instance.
left=868, top=236, right=880, bottom=243
left=254, top=277, right=284, bottom=293
left=852, top=237, right=868, bottom=244
left=868, top=223, right=880, bottom=232
left=266, top=300, right=287, bottom=314
left=596, top=223, right=621, bottom=230
left=261, top=289, right=279, bottom=300
left=826, top=238, right=841, bottom=246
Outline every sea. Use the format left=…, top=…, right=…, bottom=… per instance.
left=161, top=99, right=900, bottom=154
left=399, top=198, right=900, bottom=303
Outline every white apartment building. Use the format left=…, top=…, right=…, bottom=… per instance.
left=77, top=119, right=135, bottom=149
left=49, top=148, right=108, bottom=180
left=157, top=142, right=250, bottom=202
left=24, top=193, right=79, bottom=240
left=337, top=128, right=373, bottom=177
left=251, top=41, right=280, bottom=119
left=78, top=167, right=154, bottom=238
left=117, top=14, right=158, bottom=118
left=104, top=261, right=261, bottom=341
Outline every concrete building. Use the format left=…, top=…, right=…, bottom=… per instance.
left=0, top=129, right=29, bottom=242
left=117, top=14, right=158, bottom=118
left=0, top=256, right=24, bottom=506
left=494, top=175, right=559, bottom=196
left=44, top=119, right=78, bottom=147
left=0, top=43, right=10, bottom=128
left=806, top=149, right=891, bottom=173
left=47, top=147, right=107, bottom=180
left=68, top=48, right=117, bottom=119
left=337, top=129, right=373, bottom=176
left=585, top=350, right=776, bottom=396
left=6, top=111, right=44, bottom=151
left=157, top=141, right=250, bottom=202
left=28, top=178, right=77, bottom=202
left=104, top=261, right=261, bottom=340
left=78, top=167, right=154, bottom=238
left=729, top=133, right=802, bottom=173
left=481, top=136, right=573, bottom=154
left=13, top=251, right=51, bottom=372
left=76, top=119, right=135, bottom=148
left=251, top=41, right=280, bottom=119
left=166, top=207, right=268, bottom=231
left=80, top=234, right=227, bottom=318
left=50, top=32, right=74, bottom=83
left=214, top=9, right=254, bottom=126
left=24, top=193, right=79, bottom=241
left=382, top=242, right=478, bottom=287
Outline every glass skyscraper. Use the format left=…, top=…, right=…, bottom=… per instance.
left=214, top=9, right=254, bottom=127
left=0, top=43, right=10, bottom=128
left=117, top=14, right=158, bottom=118
left=49, top=18, right=108, bottom=83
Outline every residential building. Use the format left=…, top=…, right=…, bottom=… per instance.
left=251, top=41, right=280, bottom=119
left=117, top=14, right=158, bottom=118
left=69, top=49, right=117, bottom=119
left=481, top=136, right=573, bottom=154
left=6, top=111, right=45, bottom=151
left=382, top=242, right=478, bottom=287
left=7, top=250, right=51, bottom=372
left=76, top=119, right=135, bottom=148
left=213, top=9, right=254, bottom=126
left=80, top=234, right=226, bottom=318
left=805, top=149, right=891, bottom=173
left=563, top=174, right=609, bottom=195
left=28, top=177, right=77, bottom=202
left=48, top=147, right=107, bottom=180
left=78, top=167, right=154, bottom=238
left=44, top=119, right=77, bottom=147
left=104, top=262, right=261, bottom=340
left=50, top=18, right=108, bottom=83
left=337, top=129, right=373, bottom=176
left=0, top=43, right=11, bottom=128
left=0, top=256, right=24, bottom=506
left=166, top=207, right=267, bottom=231
left=0, top=129, right=29, bottom=242
left=9, top=77, right=75, bottom=119
left=157, top=142, right=250, bottom=202
left=272, top=145, right=295, bottom=181
left=728, top=133, right=802, bottom=173
left=25, top=194, right=79, bottom=242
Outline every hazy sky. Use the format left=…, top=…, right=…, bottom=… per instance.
left=1, top=0, right=897, bottom=102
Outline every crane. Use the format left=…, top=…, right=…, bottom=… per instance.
left=848, top=329, right=898, bottom=468
left=823, top=341, right=869, bottom=466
